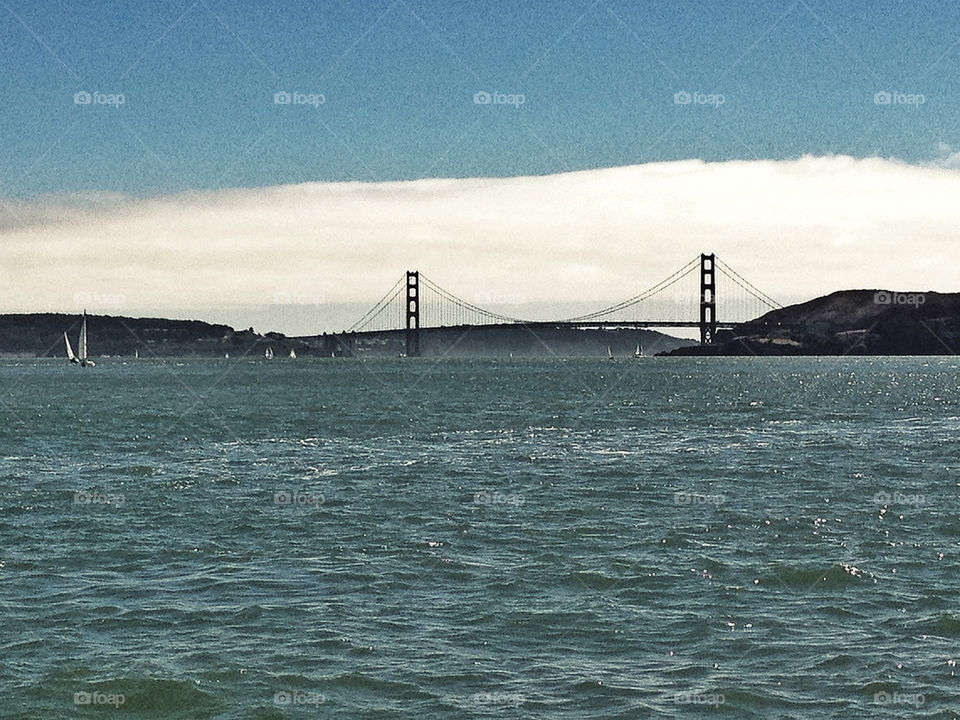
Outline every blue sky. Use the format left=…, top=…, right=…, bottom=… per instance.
left=3, top=0, right=960, bottom=197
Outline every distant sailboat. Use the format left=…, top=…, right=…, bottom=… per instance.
left=134, top=348, right=139, bottom=359
left=289, top=348, right=296, bottom=359
left=607, top=345, right=614, bottom=360
left=634, top=341, right=644, bottom=358
left=265, top=347, right=274, bottom=360
left=65, top=311, right=95, bottom=367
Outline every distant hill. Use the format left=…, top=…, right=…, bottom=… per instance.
left=0, top=313, right=275, bottom=358
left=348, top=325, right=697, bottom=357
left=0, top=313, right=696, bottom=358
left=667, top=290, right=960, bottom=355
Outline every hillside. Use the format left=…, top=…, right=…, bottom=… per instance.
left=0, top=314, right=275, bottom=358
left=0, top=313, right=695, bottom=358
left=668, top=290, right=960, bottom=355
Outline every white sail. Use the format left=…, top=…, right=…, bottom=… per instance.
left=76, top=311, right=95, bottom=366
left=64, top=332, right=78, bottom=362
left=289, top=348, right=296, bottom=359
left=607, top=345, right=614, bottom=360
left=634, top=343, right=643, bottom=358
left=78, top=312, right=88, bottom=361
left=265, top=347, right=274, bottom=360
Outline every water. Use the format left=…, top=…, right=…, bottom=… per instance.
left=1, top=357, right=959, bottom=718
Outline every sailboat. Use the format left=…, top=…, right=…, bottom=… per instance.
left=65, top=311, right=95, bottom=367
left=264, top=347, right=274, bottom=360
left=606, top=345, right=614, bottom=360
left=634, top=341, right=644, bottom=358
left=289, top=348, right=296, bottom=359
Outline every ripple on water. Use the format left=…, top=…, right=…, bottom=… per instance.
left=2, top=357, right=958, bottom=717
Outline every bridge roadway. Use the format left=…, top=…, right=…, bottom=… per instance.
left=314, top=320, right=742, bottom=356
left=348, top=320, right=738, bottom=336
left=326, top=320, right=735, bottom=344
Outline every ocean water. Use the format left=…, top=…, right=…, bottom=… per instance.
left=1, top=356, right=959, bottom=719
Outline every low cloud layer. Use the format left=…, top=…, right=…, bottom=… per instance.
left=2, top=155, right=958, bottom=333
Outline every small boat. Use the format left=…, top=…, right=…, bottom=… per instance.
left=607, top=345, right=614, bottom=360
left=65, top=311, right=95, bottom=367
left=134, top=348, right=139, bottom=359
left=265, top=347, right=274, bottom=360
left=289, top=348, right=296, bottom=359
left=634, top=342, right=644, bottom=358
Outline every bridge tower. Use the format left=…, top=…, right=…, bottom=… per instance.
left=699, top=253, right=717, bottom=344
left=405, top=271, right=420, bottom=357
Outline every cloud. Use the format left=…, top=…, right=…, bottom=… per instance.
left=2, top=155, right=959, bottom=331
left=926, top=141, right=960, bottom=170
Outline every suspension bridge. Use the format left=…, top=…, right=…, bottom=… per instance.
left=326, top=254, right=780, bottom=357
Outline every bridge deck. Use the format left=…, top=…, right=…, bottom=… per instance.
left=339, top=320, right=738, bottom=339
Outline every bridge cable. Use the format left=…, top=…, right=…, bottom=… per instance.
left=715, top=259, right=782, bottom=310
left=562, top=256, right=701, bottom=322
left=419, top=274, right=528, bottom=326
left=348, top=276, right=405, bottom=332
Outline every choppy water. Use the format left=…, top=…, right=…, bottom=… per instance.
left=1, top=357, right=959, bottom=718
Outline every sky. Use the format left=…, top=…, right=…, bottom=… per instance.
left=2, top=0, right=959, bottom=334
